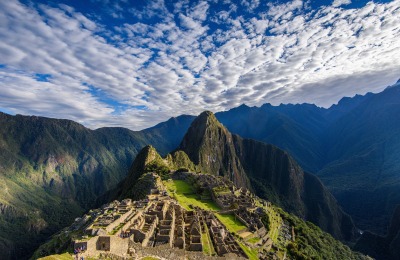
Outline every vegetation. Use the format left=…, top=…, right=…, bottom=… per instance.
left=32, top=230, right=83, bottom=259
left=261, top=213, right=270, bottom=231
left=238, top=242, right=258, bottom=260
left=164, top=179, right=220, bottom=211
left=266, top=207, right=282, bottom=243
left=247, top=237, right=261, bottom=244
left=38, top=253, right=72, bottom=260
left=215, top=214, right=247, bottom=234
left=201, top=223, right=215, bottom=256
left=275, top=207, right=366, bottom=260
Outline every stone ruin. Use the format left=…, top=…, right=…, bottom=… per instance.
left=74, top=196, right=247, bottom=259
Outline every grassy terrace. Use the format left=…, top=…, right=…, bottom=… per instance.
left=164, top=179, right=247, bottom=235
left=202, top=223, right=216, bottom=256
left=238, top=242, right=259, bottom=260
left=267, top=207, right=282, bottom=243
left=247, top=237, right=261, bottom=244
left=163, top=179, right=219, bottom=211
left=215, top=213, right=247, bottom=233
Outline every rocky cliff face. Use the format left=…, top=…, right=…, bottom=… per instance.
left=179, top=111, right=355, bottom=241
left=179, top=111, right=250, bottom=188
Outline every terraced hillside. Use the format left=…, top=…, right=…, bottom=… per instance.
left=35, top=163, right=367, bottom=260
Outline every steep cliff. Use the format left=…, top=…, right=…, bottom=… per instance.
left=179, top=111, right=355, bottom=241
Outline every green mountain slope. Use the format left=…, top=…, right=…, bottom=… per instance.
left=0, top=113, right=190, bottom=259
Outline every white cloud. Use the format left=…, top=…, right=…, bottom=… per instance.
left=332, top=0, right=352, bottom=8
left=0, top=0, right=399, bottom=130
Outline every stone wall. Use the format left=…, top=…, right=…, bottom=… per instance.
left=106, top=208, right=134, bottom=233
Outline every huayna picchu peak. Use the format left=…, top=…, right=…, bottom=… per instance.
left=179, top=111, right=355, bottom=241
left=31, top=111, right=366, bottom=260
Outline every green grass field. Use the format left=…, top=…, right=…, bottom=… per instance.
left=238, top=242, right=259, bottom=260
left=267, top=207, right=282, bottom=243
left=164, top=180, right=220, bottom=211
left=202, top=223, right=216, bottom=256
left=247, top=237, right=261, bottom=244
left=215, top=213, right=247, bottom=233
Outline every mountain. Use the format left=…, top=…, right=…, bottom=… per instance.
left=178, top=111, right=250, bottom=188
left=318, top=84, right=400, bottom=234
left=0, top=112, right=191, bottom=259
left=178, top=111, right=355, bottom=241
left=212, top=80, right=400, bottom=235
left=34, top=145, right=367, bottom=260
left=2, top=79, right=399, bottom=258
left=140, top=115, right=195, bottom=156
left=215, top=104, right=327, bottom=173
left=354, top=205, right=400, bottom=259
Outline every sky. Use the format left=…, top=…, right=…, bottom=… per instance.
left=0, top=0, right=399, bottom=130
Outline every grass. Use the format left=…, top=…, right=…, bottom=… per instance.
left=202, top=223, right=216, bottom=256
left=215, top=213, right=247, bottom=233
left=247, top=237, right=261, bottom=244
left=164, top=180, right=246, bottom=234
left=238, top=242, right=259, bottom=260
left=38, top=253, right=72, bottom=260
left=267, top=207, right=282, bottom=243
left=141, top=257, right=160, bottom=260
left=163, top=180, right=220, bottom=211
left=110, top=223, right=124, bottom=235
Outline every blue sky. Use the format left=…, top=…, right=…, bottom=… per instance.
left=0, top=0, right=399, bottom=130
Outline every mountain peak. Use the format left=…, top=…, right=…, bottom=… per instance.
left=196, top=110, right=218, bottom=123
left=116, top=145, right=164, bottom=200
left=188, top=110, right=223, bottom=133
left=178, top=111, right=225, bottom=164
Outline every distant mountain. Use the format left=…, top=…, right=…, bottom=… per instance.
left=213, top=80, right=400, bottom=235
left=0, top=113, right=190, bottom=259
left=215, top=103, right=327, bottom=173
left=178, top=111, right=355, bottom=241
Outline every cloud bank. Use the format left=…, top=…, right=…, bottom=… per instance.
left=0, top=0, right=399, bottom=129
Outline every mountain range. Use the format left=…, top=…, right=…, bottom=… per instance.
left=0, top=80, right=399, bottom=259
left=0, top=113, right=191, bottom=259
left=215, top=80, right=400, bottom=236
